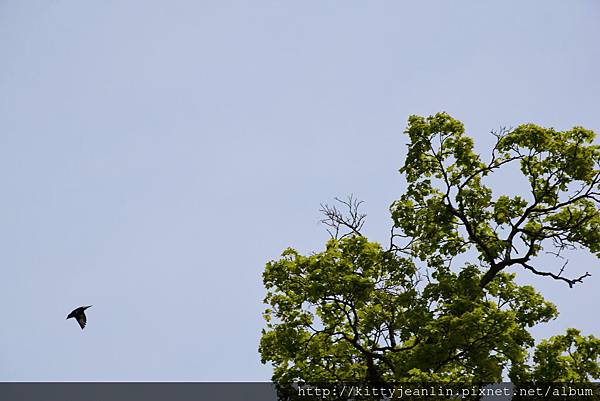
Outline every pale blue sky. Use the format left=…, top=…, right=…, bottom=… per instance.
left=0, top=1, right=599, bottom=381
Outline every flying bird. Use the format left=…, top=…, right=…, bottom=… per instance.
left=67, top=305, right=92, bottom=329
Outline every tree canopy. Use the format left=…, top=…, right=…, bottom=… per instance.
left=259, top=113, right=600, bottom=390
left=394, top=113, right=600, bottom=288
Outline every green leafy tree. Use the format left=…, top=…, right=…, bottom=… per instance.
left=259, top=113, right=600, bottom=393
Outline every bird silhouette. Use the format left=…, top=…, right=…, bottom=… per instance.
left=67, top=305, right=92, bottom=329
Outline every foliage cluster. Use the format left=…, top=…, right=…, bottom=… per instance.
left=260, top=113, right=600, bottom=391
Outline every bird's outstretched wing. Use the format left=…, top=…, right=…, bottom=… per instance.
left=77, top=313, right=87, bottom=329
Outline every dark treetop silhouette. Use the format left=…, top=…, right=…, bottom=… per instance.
left=67, top=305, right=92, bottom=330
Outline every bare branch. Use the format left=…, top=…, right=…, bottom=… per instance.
left=521, top=262, right=591, bottom=288
left=319, top=195, right=366, bottom=239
